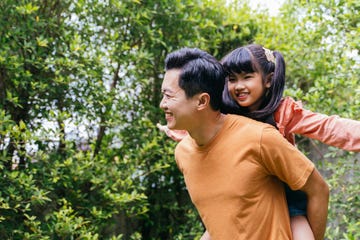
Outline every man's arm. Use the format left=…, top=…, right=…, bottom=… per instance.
left=299, top=168, right=329, bottom=240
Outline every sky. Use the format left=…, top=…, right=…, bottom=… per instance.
left=248, top=0, right=285, bottom=16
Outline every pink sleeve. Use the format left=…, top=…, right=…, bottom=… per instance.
left=274, top=97, right=360, bottom=152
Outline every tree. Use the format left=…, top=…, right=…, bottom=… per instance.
left=0, top=0, right=259, bottom=239
left=1, top=0, right=358, bottom=238
left=254, top=0, right=360, bottom=238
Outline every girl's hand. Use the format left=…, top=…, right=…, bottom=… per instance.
left=156, top=123, right=188, bottom=142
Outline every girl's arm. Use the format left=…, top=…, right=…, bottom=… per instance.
left=200, top=230, right=211, bottom=240
left=156, top=123, right=188, bottom=142
left=275, top=97, right=360, bottom=152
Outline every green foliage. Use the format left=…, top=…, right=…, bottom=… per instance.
left=0, top=0, right=359, bottom=239
left=255, top=0, right=359, bottom=237
left=0, top=0, right=257, bottom=238
left=321, top=151, right=360, bottom=240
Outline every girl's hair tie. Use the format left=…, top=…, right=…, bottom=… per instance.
left=263, top=47, right=275, bottom=64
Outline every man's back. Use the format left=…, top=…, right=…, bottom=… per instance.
left=175, top=114, right=314, bottom=240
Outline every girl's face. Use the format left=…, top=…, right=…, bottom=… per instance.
left=227, top=71, right=271, bottom=112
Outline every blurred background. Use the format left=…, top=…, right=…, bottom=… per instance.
left=0, top=0, right=359, bottom=239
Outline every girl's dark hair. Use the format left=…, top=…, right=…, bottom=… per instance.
left=220, top=44, right=286, bottom=122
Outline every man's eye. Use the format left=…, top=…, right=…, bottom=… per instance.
left=163, top=94, right=172, bottom=99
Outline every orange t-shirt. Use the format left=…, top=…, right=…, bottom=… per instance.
left=175, top=114, right=314, bottom=240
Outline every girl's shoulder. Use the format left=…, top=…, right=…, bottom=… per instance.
left=276, top=96, right=304, bottom=117
left=274, top=96, right=305, bottom=143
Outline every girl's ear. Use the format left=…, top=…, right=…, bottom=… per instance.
left=265, top=72, right=274, bottom=88
left=198, top=93, right=210, bottom=110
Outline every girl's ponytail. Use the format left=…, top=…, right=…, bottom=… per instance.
left=266, top=50, right=285, bottom=115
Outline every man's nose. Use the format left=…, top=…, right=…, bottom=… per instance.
left=159, top=96, right=166, bottom=109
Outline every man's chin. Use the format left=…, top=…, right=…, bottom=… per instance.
left=166, top=122, right=175, bottom=129
left=168, top=125, right=180, bottom=130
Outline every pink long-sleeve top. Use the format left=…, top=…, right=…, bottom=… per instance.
left=274, top=97, right=360, bottom=152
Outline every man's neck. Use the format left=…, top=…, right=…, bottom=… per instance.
left=189, top=112, right=226, bottom=146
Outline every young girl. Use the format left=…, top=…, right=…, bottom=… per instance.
left=157, top=44, right=360, bottom=239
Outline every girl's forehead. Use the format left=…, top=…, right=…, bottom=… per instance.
left=224, top=59, right=259, bottom=74
left=229, top=69, right=257, bottom=75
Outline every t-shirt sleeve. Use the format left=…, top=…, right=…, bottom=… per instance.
left=259, top=125, right=315, bottom=190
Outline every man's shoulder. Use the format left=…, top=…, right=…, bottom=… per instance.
left=175, top=135, right=194, bottom=152
left=225, top=114, right=285, bottom=143
left=226, top=114, right=275, bottom=129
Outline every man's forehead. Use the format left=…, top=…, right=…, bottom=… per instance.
left=161, top=85, right=181, bottom=94
left=164, top=69, right=181, bottom=79
left=161, top=69, right=181, bottom=91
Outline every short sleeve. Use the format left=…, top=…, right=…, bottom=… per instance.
left=259, top=126, right=314, bottom=190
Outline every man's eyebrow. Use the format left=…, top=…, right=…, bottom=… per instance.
left=161, top=88, right=181, bottom=95
left=161, top=88, right=174, bottom=94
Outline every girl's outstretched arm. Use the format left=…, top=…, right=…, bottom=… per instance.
left=200, top=230, right=211, bottom=240
left=156, top=123, right=188, bottom=142
left=275, top=97, right=360, bottom=151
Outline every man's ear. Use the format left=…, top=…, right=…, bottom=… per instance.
left=265, top=72, right=273, bottom=88
left=197, top=93, right=210, bottom=110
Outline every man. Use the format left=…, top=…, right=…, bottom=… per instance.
left=159, top=47, right=329, bottom=240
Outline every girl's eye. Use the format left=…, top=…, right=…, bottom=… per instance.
left=228, top=76, right=236, bottom=82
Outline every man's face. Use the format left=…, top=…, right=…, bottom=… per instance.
left=159, top=69, right=198, bottom=130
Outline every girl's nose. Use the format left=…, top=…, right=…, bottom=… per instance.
left=234, top=81, right=244, bottom=90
